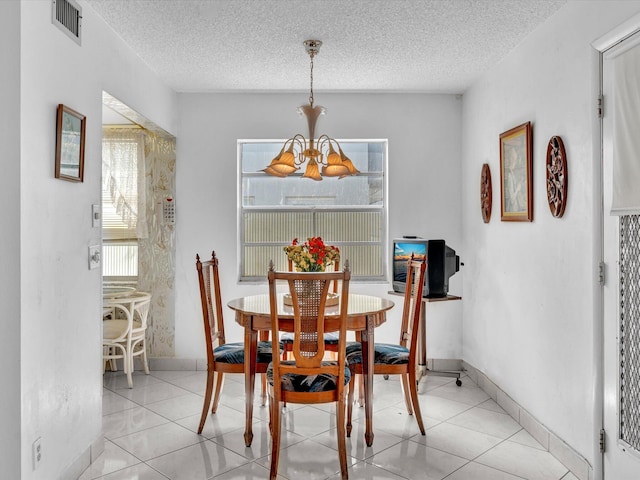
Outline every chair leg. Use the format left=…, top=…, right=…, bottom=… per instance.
left=408, top=369, right=425, bottom=435
left=336, top=396, right=348, bottom=479
left=102, top=346, right=108, bottom=373
left=130, top=345, right=136, bottom=374
left=198, top=369, right=215, bottom=434
left=269, top=397, right=281, bottom=480
left=109, top=354, right=117, bottom=372
left=400, top=373, right=414, bottom=415
left=268, top=390, right=274, bottom=435
left=261, top=373, right=267, bottom=406
left=358, top=374, right=364, bottom=407
left=211, top=371, right=224, bottom=414
left=122, top=343, right=133, bottom=389
left=105, top=345, right=117, bottom=372
left=127, top=353, right=135, bottom=388
left=141, top=341, right=150, bottom=374
left=346, top=371, right=356, bottom=437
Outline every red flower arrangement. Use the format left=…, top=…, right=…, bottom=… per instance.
left=283, top=237, right=340, bottom=272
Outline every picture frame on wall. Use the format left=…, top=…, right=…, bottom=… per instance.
left=499, top=121, right=533, bottom=222
left=55, top=104, right=86, bottom=182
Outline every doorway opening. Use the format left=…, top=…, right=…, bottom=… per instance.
left=101, top=92, right=177, bottom=358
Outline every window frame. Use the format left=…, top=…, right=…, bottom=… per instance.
left=237, top=139, right=389, bottom=283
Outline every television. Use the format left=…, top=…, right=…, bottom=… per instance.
left=392, top=238, right=460, bottom=298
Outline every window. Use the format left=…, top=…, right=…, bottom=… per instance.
left=102, top=128, right=147, bottom=282
left=239, top=140, right=387, bottom=282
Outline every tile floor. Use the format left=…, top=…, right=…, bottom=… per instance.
left=81, top=370, right=577, bottom=480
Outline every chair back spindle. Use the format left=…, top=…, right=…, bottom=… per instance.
left=399, top=255, right=426, bottom=355
left=196, top=252, right=226, bottom=364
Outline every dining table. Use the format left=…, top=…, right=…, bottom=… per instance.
left=227, top=292, right=394, bottom=448
left=102, top=285, right=138, bottom=318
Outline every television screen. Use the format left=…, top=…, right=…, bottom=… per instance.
left=393, top=242, right=427, bottom=283
left=392, top=238, right=459, bottom=298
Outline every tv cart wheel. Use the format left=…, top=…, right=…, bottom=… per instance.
left=456, top=379, right=462, bottom=387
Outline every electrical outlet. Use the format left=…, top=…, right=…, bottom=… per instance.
left=32, top=437, right=42, bottom=470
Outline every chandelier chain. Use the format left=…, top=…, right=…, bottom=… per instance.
left=309, top=51, right=314, bottom=106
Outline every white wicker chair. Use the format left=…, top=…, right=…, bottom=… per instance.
left=103, top=291, right=152, bottom=388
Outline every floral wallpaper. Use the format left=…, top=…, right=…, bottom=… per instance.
left=138, top=132, right=176, bottom=357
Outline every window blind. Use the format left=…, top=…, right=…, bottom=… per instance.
left=102, top=128, right=147, bottom=239
left=612, top=41, right=640, bottom=215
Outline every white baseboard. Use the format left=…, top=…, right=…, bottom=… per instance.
left=65, top=434, right=104, bottom=480
left=462, top=361, right=592, bottom=480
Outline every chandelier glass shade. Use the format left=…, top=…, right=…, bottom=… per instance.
left=262, top=40, right=360, bottom=181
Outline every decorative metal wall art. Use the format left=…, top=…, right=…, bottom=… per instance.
left=481, top=163, right=492, bottom=223
left=546, top=136, right=567, bottom=218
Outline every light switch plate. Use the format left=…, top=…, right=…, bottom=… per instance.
left=88, top=245, right=101, bottom=270
left=92, top=204, right=101, bottom=228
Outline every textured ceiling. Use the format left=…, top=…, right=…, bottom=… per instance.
left=86, top=0, right=567, bottom=94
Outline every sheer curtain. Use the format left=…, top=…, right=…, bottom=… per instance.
left=102, top=128, right=148, bottom=239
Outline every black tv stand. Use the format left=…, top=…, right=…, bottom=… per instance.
left=417, top=295, right=462, bottom=386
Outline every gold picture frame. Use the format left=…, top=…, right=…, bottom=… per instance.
left=55, top=104, right=86, bottom=182
left=500, top=122, right=533, bottom=222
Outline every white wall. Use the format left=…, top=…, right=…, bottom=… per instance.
left=175, top=93, right=463, bottom=359
left=461, top=0, right=640, bottom=468
left=15, top=1, right=176, bottom=478
left=0, top=2, right=22, bottom=479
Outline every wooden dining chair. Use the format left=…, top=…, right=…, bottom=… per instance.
left=280, top=258, right=341, bottom=360
left=103, top=291, right=152, bottom=388
left=267, top=261, right=351, bottom=480
left=195, top=251, right=275, bottom=434
left=346, top=255, right=427, bottom=436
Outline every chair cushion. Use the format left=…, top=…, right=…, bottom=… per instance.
left=267, top=361, right=351, bottom=392
left=103, top=320, right=145, bottom=342
left=213, top=341, right=277, bottom=364
left=103, top=320, right=129, bottom=341
left=346, top=342, right=410, bottom=365
left=280, top=331, right=340, bottom=345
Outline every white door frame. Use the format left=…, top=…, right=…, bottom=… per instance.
left=592, top=12, right=640, bottom=480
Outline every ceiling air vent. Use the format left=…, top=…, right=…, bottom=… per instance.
left=51, top=0, right=82, bottom=46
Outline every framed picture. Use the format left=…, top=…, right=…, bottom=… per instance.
left=55, top=104, right=86, bottom=182
left=500, top=121, right=533, bottom=221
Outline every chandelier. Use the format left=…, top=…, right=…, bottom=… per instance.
left=262, top=40, right=360, bottom=181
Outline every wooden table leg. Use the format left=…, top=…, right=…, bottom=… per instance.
left=244, top=316, right=257, bottom=447
left=361, top=315, right=375, bottom=446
